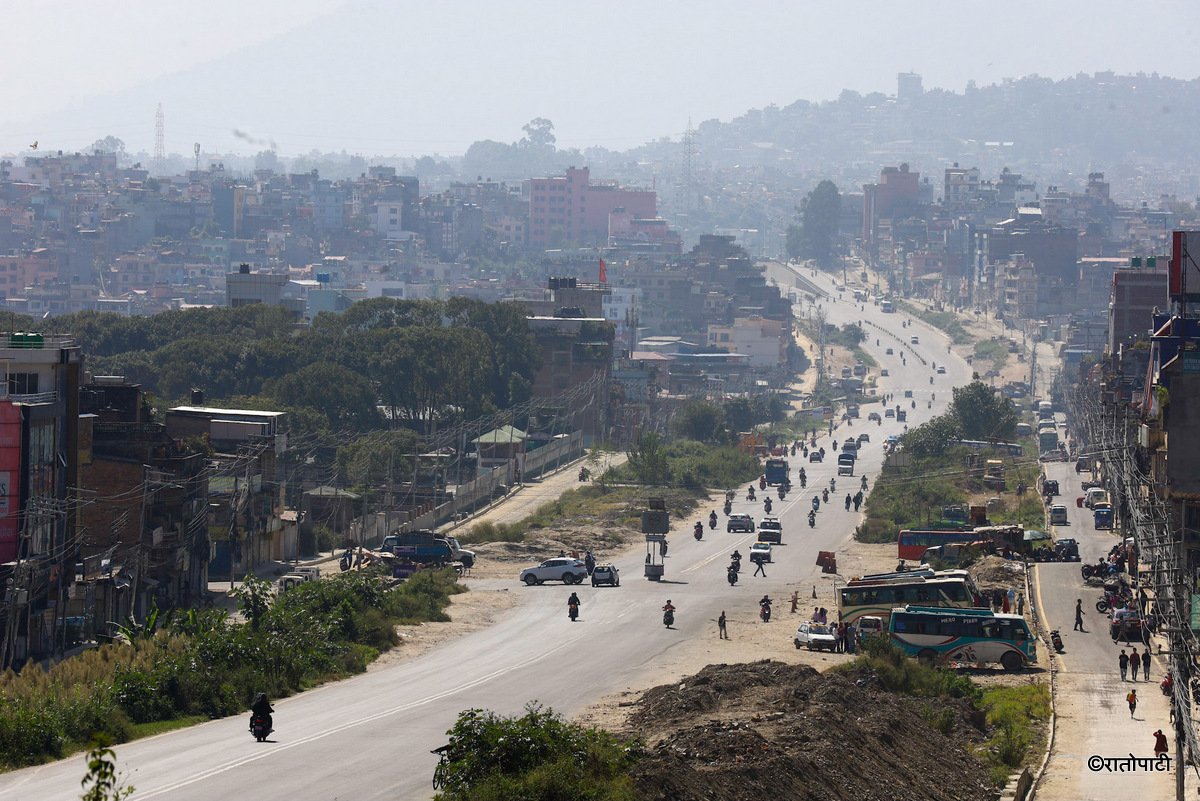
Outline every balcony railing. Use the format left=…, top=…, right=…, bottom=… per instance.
left=3, top=390, right=57, bottom=404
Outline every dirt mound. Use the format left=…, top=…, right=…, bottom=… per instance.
left=627, top=661, right=996, bottom=801
left=970, top=555, right=1026, bottom=593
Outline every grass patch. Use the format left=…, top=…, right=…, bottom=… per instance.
left=128, top=715, right=209, bottom=740
left=856, top=454, right=968, bottom=543
left=896, top=300, right=973, bottom=345
left=973, top=339, right=1009, bottom=372
left=460, top=520, right=527, bottom=545
left=978, top=683, right=1050, bottom=785
left=852, top=346, right=878, bottom=369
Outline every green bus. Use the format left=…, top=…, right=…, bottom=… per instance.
left=888, top=605, right=1037, bottom=672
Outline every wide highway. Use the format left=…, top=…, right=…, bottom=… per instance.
left=0, top=267, right=971, bottom=800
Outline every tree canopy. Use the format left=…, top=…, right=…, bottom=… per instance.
left=786, top=179, right=841, bottom=266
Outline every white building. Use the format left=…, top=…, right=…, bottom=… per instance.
left=707, top=316, right=786, bottom=368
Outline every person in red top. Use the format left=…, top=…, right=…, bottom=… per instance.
left=1154, top=729, right=1169, bottom=758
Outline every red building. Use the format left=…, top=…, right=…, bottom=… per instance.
left=527, top=167, right=656, bottom=249
left=862, top=163, right=921, bottom=261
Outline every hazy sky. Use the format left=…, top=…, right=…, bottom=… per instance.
left=2, top=0, right=1196, bottom=159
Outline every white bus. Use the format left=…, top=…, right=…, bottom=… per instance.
left=837, top=570, right=982, bottom=626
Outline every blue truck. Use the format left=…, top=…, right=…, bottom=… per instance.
left=765, top=458, right=790, bottom=486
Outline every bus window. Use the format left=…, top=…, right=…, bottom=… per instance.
left=914, top=587, right=929, bottom=602
left=893, top=588, right=907, bottom=603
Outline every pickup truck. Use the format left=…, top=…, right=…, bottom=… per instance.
left=381, top=530, right=476, bottom=568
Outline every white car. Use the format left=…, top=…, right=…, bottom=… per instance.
left=794, top=622, right=838, bottom=651
left=750, top=541, right=774, bottom=563
left=520, top=558, right=588, bottom=586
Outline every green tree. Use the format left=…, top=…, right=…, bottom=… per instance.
left=520, top=118, right=557, bottom=149
left=902, top=413, right=965, bottom=457
left=786, top=179, right=841, bottom=266
left=263, top=362, right=380, bottom=432
left=672, top=400, right=726, bottom=443
left=626, top=429, right=670, bottom=485
left=952, top=381, right=1018, bottom=441
left=233, top=576, right=273, bottom=630
left=335, top=429, right=419, bottom=486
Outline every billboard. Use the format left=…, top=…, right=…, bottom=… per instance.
left=0, top=403, right=21, bottom=562
left=1170, top=231, right=1200, bottom=301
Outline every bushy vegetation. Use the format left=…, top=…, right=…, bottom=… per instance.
left=0, top=570, right=462, bottom=769
left=856, top=454, right=967, bottom=543
left=973, top=339, right=1010, bottom=373
left=979, top=683, right=1050, bottom=784
left=433, top=704, right=640, bottom=801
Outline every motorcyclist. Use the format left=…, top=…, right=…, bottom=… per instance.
left=694, top=521, right=704, bottom=539
left=709, top=510, right=718, bottom=527
left=822, top=488, right=829, bottom=503
left=808, top=510, right=816, bottom=527
left=730, top=550, right=743, bottom=570
left=723, top=498, right=732, bottom=515
left=764, top=497, right=773, bottom=513
left=829, top=477, right=836, bottom=491
left=747, top=487, right=757, bottom=501
left=567, top=591, right=581, bottom=614
left=250, top=692, right=274, bottom=733
left=662, top=600, right=676, bottom=627
left=811, top=496, right=820, bottom=511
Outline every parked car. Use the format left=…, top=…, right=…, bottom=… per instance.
left=590, top=563, right=620, bottom=587
left=880, top=369, right=890, bottom=377
left=1049, top=504, right=1069, bottom=525
left=1110, top=608, right=1147, bottom=643
left=520, top=558, right=588, bottom=586
left=794, top=622, right=838, bottom=651
left=809, top=451, right=824, bottom=462
left=868, top=412, right=882, bottom=422
left=727, top=514, right=756, bottom=533
left=750, top=541, right=774, bottom=563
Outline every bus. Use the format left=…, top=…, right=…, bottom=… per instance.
left=880, top=299, right=894, bottom=313
left=888, top=606, right=1037, bottom=672
left=896, top=527, right=975, bottom=561
left=764, top=458, right=789, bottom=486
left=837, top=572, right=981, bottom=626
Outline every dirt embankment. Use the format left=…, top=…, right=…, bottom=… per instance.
left=623, top=660, right=997, bottom=801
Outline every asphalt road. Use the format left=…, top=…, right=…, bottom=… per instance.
left=1034, top=454, right=1175, bottom=799
left=0, top=271, right=972, bottom=801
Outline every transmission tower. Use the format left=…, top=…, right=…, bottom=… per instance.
left=681, top=115, right=700, bottom=215
left=154, top=103, right=165, bottom=168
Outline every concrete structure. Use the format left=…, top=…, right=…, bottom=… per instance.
left=707, top=316, right=787, bottom=368
left=527, top=167, right=656, bottom=249
left=1108, top=263, right=1168, bottom=355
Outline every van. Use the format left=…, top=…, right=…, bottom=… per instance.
left=857, top=615, right=885, bottom=643
left=1085, top=487, right=1109, bottom=509
left=1049, top=504, right=1069, bottom=525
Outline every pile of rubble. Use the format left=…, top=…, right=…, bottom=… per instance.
left=626, top=661, right=997, bottom=801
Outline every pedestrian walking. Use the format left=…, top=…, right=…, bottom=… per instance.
left=790, top=591, right=799, bottom=614
left=752, top=554, right=766, bottom=577
left=837, top=621, right=846, bottom=653
left=1127, top=688, right=1138, bottom=718
left=1074, top=599, right=1085, bottom=632
left=718, top=611, right=728, bottom=639
left=1154, top=729, right=1169, bottom=758
left=1129, top=647, right=1140, bottom=681
left=1142, top=649, right=1151, bottom=681
left=1119, top=649, right=1129, bottom=681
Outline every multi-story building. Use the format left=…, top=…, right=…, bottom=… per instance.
left=527, top=167, right=656, bottom=249
left=1107, top=261, right=1168, bottom=354
left=0, top=334, right=81, bottom=666
left=707, top=316, right=787, bottom=368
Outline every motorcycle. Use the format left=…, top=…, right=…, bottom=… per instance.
left=747, top=489, right=757, bottom=502
left=764, top=498, right=773, bottom=514
left=1050, top=629, right=1064, bottom=653
left=1161, top=673, right=1174, bottom=697
left=663, top=608, right=675, bottom=628
left=799, top=473, right=807, bottom=488
left=709, top=513, right=718, bottom=529
left=723, top=500, right=732, bottom=515
left=250, top=714, right=272, bottom=743
left=578, top=467, right=590, bottom=482
left=730, top=553, right=742, bottom=573
left=727, top=566, right=739, bottom=586
left=759, top=476, right=767, bottom=491
left=569, top=601, right=579, bottom=622
left=339, top=549, right=353, bottom=572
left=911, top=400, right=917, bottom=408
left=808, top=511, right=816, bottom=528
left=822, top=488, right=829, bottom=503
left=811, top=496, right=820, bottom=512
left=694, top=522, right=704, bottom=541
left=760, top=603, right=772, bottom=623
left=929, top=377, right=933, bottom=385
left=778, top=486, right=786, bottom=500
